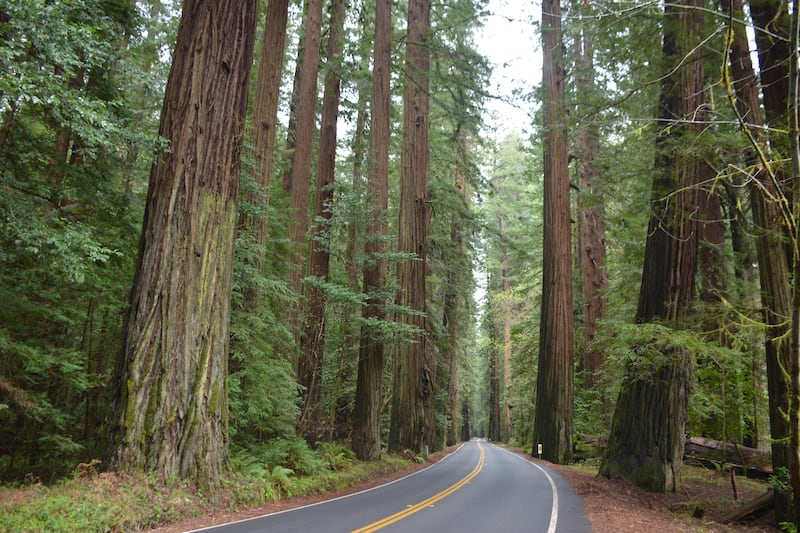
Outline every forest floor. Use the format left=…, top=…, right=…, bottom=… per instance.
left=542, top=457, right=780, bottom=532
left=150, top=444, right=781, bottom=533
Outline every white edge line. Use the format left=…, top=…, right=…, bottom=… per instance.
left=183, top=442, right=468, bottom=533
left=491, top=443, right=559, bottom=533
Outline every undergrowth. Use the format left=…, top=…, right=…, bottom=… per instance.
left=0, top=443, right=413, bottom=533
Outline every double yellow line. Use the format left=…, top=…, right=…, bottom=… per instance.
left=351, top=441, right=485, bottom=533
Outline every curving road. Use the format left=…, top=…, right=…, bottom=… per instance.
left=192, top=439, right=590, bottom=533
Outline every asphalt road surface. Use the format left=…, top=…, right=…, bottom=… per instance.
left=192, top=439, right=590, bottom=533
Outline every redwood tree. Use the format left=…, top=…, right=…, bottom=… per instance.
left=600, top=0, right=703, bottom=492
left=244, top=0, right=290, bottom=246
left=389, top=0, right=434, bottom=454
left=444, top=126, right=469, bottom=446
left=574, top=14, right=608, bottom=387
left=352, top=0, right=391, bottom=460
left=298, top=0, right=347, bottom=443
left=745, top=0, right=796, bottom=520
left=109, top=0, right=257, bottom=496
left=283, top=0, right=323, bottom=304
left=722, top=0, right=794, bottom=518
left=500, top=212, right=513, bottom=441
left=532, top=0, right=574, bottom=464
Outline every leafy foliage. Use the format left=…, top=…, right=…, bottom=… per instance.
left=0, top=0, right=155, bottom=480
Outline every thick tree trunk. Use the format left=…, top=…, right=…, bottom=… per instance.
left=602, top=348, right=691, bottom=492
left=352, top=0, right=391, bottom=461
left=600, top=0, right=702, bottom=492
left=726, top=0, right=793, bottom=519
left=110, top=0, right=257, bottom=498
left=298, top=0, right=347, bottom=444
left=533, top=0, right=574, bottom=465
left=389, top=0, right=433, bottom=455
left=750, top=0, right=793, bottom=262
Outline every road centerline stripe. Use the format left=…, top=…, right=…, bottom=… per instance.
left=350, top=441, right=485, bottom=533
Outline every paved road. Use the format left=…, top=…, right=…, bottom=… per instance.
left=192, top=439, right=590, bottom=533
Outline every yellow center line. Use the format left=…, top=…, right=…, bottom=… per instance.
left=350, top=441, right=485, bottom=533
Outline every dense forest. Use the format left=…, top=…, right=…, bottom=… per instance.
left=3, top=0, right=800, bottom=528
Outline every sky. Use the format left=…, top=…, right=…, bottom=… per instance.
left=470, top=0, right=542, bottom=313
left=475, top=0, right=541, bottom=136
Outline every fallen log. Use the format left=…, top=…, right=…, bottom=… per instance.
left=721, top=488, right=774, bottom=524
left=683, top=437, right=772, bottom=477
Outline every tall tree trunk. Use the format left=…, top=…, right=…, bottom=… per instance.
left=726, top=0, right=793, bottom=518
left=750, top=0, right=793, bottom=257
left=284, top=0, right=323, bottom=323
left=461, top=400, right=471, bottom=442
left=500, top=213, right=513, bottom=442
left=443, top=125, right=468, bottom=447
left=749, top=0, right=791, bottom=169
left=444, top=286, right=461, bottom=446
left=335, top=20, right=370, bottom=442
left=109, top=0, right=257, bottom=498
left=245, top=0, right=290, bottom=250
left=722, top=173, right=761, bottom=448
left=698, top=176, right=729, bottom=304
left=574, top=19, right=608, bottom=388
left=298, top=0, right=347, bottom=444
left=389, top=0, right=433, bottom=455
left=697, top=161, right=741, bottom=441
left=352, top=0, right=391, bottom=461
left=787, top=0, right=800, bottom=522
left=533, top=0, right=574, bottom=465
left=489, top=316, right=502, bottom=443
left=232, top=0, right=290, bottom=408
left=600, top=0, right=703, bottom=492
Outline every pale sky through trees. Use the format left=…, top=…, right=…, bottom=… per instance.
left=472, top=0, right=540, bottom=315
left=477, top=0, right=541, bottom=135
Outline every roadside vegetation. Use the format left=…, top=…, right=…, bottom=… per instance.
left=0, top=442, right=415, bottom=532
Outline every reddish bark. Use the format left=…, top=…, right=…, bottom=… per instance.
left=533, top=0, right=574, bottom=465
left=574, top=21, right=608, bottom=387
left=389, top=0, right=434, bottom=454
left=111, top=0, right=257, bottom=497
left=601, top=0, right=703, bottom=492
left=299, top=0, right=347, bottom=443
left=352, top=0, right=392, bottom=460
